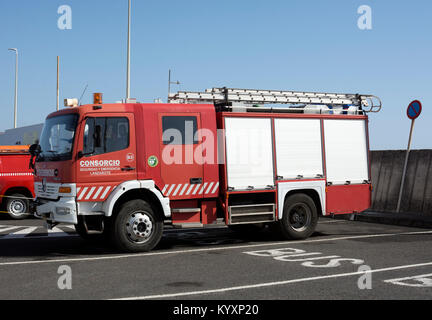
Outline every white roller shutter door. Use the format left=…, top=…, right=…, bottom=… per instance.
left=225, top=118, right=274, bottom=190
left=324, top=119, right=369, bottom=185
left=274, top=119, right=323, bottom=180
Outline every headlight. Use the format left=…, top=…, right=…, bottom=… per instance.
left=56, top=207, right=71, bottom=215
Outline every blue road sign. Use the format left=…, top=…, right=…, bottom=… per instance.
left=407, top=100, right=422, bottom=120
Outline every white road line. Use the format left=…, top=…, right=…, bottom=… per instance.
left=384, top=273, right=432, bottom=286
left=48, top=227, right=71, bottom=237
left=113, top=261, right=432, bottom=300
left=1, top=227, right=38, bottom=239
left=0, top=230, right=431, bottom=267
left=0, top=226, right=22, bottom=233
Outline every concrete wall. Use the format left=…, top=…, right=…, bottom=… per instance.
left=371, top=150, right=432, bottom=216
left=0, top=124, right=43, bottom=145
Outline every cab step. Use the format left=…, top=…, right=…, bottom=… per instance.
left=228, top=203, right=276, bottom=225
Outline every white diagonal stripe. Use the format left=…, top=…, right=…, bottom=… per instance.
left=186, top=185, right=195, bottom=196
left=172, top=184, right=182, bottom=197
left=85, top=187, right=96, bottom=200
left=0, top=226, right=21, bottom=233
left=192, top=184, right=201, bottom=195
left=199, top=183, right=208, bottom=195
left=100, top=186, right=112, bottom=199
left=205, top=182, right=214, bottom=194
left=179, top=184, right=188, bottom=196
left=166, top=185, right=176, bottom=197
left=2, top=227, right=38, bottom=239
left=211, top=182, right=220, bottom=194
left=78, top=187, right=88, bottom=200
left=93, top=187, right=104, bottom=200
left=162, top=185, right=168, bottom=194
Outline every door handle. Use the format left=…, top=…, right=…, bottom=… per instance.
left=190, top=178, right=203, bottom=185
left=122, top=166, right=136, bottom=172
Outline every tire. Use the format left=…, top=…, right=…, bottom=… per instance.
left=276, top=193, right=318, bottom=240
left=5, top=194, right=30, bottom=220
left=111, top=199, right=163, bottom=253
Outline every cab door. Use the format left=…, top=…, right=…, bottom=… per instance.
left=159, top=113, right=204, bottom=200
left=75, top=113, right=137, bottom=202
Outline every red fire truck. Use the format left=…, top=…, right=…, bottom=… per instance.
left=31, top=88, right=381, bottom=252
left=0, top=146, right=35, bottom=219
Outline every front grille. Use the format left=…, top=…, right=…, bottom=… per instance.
left=35, top=183, right=59, bottom=200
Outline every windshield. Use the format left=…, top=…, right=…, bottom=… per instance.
left=38, top=114, right=79, bottom=162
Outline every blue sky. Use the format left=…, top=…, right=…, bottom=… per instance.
left=0, top=0, right=431, bottom=150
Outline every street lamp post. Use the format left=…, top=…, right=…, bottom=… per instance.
left=126, top=0, right=131, bottom=102
left=8, top=48, right=18, bottom=129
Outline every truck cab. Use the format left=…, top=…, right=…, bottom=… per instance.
left=33, top=98, right=219, bottom=251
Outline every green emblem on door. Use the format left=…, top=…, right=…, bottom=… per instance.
left=148, top=156, right=159, bottom=168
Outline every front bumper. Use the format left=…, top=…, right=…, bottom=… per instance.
left=35, top=197, right=78, bottom=225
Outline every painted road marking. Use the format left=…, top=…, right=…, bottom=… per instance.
left=48, top=227, right=71, bottom=237
left=0, top=226, right=21, bottom=233
left=384, top=273, right=432, bottom=287
left=0, top=230, right=431, bottom=267
left=112, top=261, right=432, bottom=300
left=0, top=225, right=76, bottom=240
left=245, top=247, right=365, bottom=268
left=1, top=227, right=38, bottom=240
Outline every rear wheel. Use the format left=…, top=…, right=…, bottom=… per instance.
left=111, top=199, right=163, bottom=253
left=276, top=193, right=318, bottom=240
left=5, top=194, right=30, bottom=220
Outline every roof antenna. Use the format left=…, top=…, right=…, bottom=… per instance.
left=168, top=69, right=180, bottom=102
left=78, top=84, right=89, bottom=106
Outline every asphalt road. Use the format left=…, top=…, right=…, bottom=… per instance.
left=0, top=216, right=431, bottom=300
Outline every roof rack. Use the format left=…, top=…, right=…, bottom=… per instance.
left=168, top=87, right=382, bottom=113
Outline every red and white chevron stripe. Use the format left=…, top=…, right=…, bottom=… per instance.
left=76, top=185, right=114, bottom=202
left=161, top=182, right=219, bottom=198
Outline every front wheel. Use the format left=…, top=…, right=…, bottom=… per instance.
left=5, top=194, right=30, bottom=220
left=111, top=199, right=163, bottom=253
left=276, top=193, right=318, bottom=240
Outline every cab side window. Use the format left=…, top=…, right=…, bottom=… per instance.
left=162, top=116, right=199, bottom=145
left=83, top=117, right=129, bottom=156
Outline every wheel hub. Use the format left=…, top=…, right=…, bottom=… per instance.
left=289, top=205, right=310, bottom=232
left=126, top=212, right=153, bottom=243
left=9, top=200, right=25, bottom=214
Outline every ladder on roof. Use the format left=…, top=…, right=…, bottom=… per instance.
left=168, top=87, right=382, bottom=113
